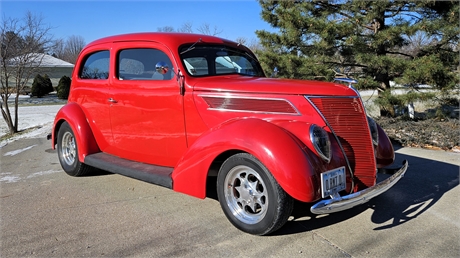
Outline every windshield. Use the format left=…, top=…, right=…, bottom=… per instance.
left=179, top=44, right=265, bottom=77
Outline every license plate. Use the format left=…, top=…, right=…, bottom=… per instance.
left=320, top=167, right=346, bottom=198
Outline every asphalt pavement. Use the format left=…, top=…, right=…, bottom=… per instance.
left=1, top=134, right=459, bottom=257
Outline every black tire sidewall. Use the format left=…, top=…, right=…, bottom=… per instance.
left=57, top=122, right=80, bottom=176
left=217, top=153, right=281, bottom=235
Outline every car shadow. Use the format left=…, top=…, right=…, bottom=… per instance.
left=46, top=148, right=113, bottom=176
left=367, top=150, right=459, bottom=231
left=81, top=145, right=458, bottom=235
left=274, top=145, right=458, bottom=235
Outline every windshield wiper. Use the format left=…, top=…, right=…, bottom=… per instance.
left=180, top=38, right=202, bottom=55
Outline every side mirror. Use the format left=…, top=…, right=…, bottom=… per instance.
left=155, top=62, right=169, bottom=75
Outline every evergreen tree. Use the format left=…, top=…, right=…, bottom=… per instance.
left=31, top=74, right=45, bottom=97
left=43, top=74, right=54, bottom=94
left=31, top=73, right=53, bottom=97
left=57, top=75, right=71, bottom=99
left=256, top=0, right=459, bottom=115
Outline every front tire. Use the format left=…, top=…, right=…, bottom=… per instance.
left=217, top=153, right=293, bottom=235
left=57, top=121, right=92, bottom=177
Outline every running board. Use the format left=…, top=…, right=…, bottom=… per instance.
left=84, top=153, right=173, bottom=189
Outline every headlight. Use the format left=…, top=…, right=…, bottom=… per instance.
left=367, top=116, right=379, bottom=146
left=310, top=124, right=331, bottom=162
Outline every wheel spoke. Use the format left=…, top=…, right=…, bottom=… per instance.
left=61, top=132, right=76, bottom=166
left=224, top=165, right=268, bottom=224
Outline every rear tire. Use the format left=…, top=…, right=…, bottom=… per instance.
left=57, top=122, right=92, bottom=177
left=217, top=153, right=293, bottom=235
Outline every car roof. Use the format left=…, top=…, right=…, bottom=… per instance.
left=86, top=32, right=238, bottom=50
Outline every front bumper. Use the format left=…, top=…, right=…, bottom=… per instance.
left=310, top=160, right=408, bottom=215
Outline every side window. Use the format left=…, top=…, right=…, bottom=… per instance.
left=215, top=55, right=256, bottom=75
left=80, top=51, right=110, bottom=79
left=183, top=57, right=208, bottom=76
left=117, top=48, right=173, bottom=80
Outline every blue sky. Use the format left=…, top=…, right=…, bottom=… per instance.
left=1, top=0, right=274, bottom=44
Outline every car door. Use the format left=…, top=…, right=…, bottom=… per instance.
left=108, top=42, right=187, bottom=167
left=73, top=49, right=113, bottom=151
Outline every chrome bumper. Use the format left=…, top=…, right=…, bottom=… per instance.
left=310, top=160, right=408, bottom=215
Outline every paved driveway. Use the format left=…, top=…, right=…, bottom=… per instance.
left=1, top=135, right=459, bottom=257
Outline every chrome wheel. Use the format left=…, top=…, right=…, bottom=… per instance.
left=224, top=165, right=268, bottom=224
left=61, top=131, right=76, bottom=166
left=57, top=121, right=91, bottom=177
left=217, top=153, right=294, bottom=235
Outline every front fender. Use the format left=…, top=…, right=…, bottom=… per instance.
left=172, top=118, right=318, bottom=202
left=52, top=102, right=100, bottom=162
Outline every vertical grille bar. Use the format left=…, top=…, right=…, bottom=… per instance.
left=308, top=97, right=376, bottom=189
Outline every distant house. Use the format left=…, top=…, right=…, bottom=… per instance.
left=30, top=53, right=75, bottom=86
left=6, top=53, right=74, bottom=88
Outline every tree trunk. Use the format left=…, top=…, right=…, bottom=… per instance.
left=1, top=98, right=16, bottom=134
left=13, top=89, right=19, bottom=133
left=373, top=14, right=393, bottom=117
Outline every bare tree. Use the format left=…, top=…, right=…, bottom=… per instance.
left=51, top=38, right=65, bottom=57
left=178, top=22, right=194, bottom=33
left=234, top=37, right=264, bottom=53
left=235, top=37, right=247, bottom=45
left=399, top=31, right=433, bottom=57
left=197, top=23, right=222, bottom=36
left=0, top=11, right=54, bottom=134
left=62, top=35, right=85, bottom=64
left=157, top=26, right=175, bottom=32
left=156, top=22, right=223, bottom=35
left=51, top=35, right=85, bottom=64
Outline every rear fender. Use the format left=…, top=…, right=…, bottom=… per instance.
left=172, top=118, right=318, bottom=202
left=376, top=123, right=395, bottom=168
left=52, top=102, right=100, bottom=162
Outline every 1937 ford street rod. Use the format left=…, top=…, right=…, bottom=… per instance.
left=50, top=33, right=408, bottom=235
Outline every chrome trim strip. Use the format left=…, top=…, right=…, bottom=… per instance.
left=310, top=160, right=408, bottom=214
left=306, top=95, right=357, bottom=99
left=305, top=96, right=355, bottom=190
left=205, top=107, right=301, bottom=115
left=199, top=94, right=301, bottom=115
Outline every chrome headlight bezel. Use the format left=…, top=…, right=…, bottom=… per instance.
left=367, top=116, right=379, bottom=146
left=310, top=124, right=332, bottom=163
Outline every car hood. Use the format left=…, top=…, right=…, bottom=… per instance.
left=190, top=75, right=358, bottom=97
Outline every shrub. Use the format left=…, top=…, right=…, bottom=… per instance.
left=31, top=74, right=54, bottom=97
left=43, top=74, right=54, bottom=94
left=57, top=75, right=71, bottom=99
left=31, top=74, right=46, bottom=97
left=375, top=90, right=437, bottom=118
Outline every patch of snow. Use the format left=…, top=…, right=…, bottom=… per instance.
left=0, top=169, right=61, bottom=183
left=27, top=170, right=61, bottom=179
left=0, top=105, right=62, bottom=147
left=3, top=144, right=37, bottom=156
left=0, top=173, right=21, bottom=183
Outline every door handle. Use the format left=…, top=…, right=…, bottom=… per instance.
left=108, top=98, right=118, bottom=103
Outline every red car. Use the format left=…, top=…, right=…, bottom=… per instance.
left=50, top=33, right=408, bottom=235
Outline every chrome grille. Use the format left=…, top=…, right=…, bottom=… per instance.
left=307, top=97, right=376, bottom=189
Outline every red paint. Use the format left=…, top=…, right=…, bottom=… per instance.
left=52, top=32, right=396, bottom=203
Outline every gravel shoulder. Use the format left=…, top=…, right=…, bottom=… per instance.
left=377, top=116, right=459, bottom=152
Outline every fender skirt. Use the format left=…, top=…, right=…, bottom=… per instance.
left=172, top=118, right=318, bottom=202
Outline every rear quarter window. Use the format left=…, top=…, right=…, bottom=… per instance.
left=80, top=51, right=110, bottom=79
